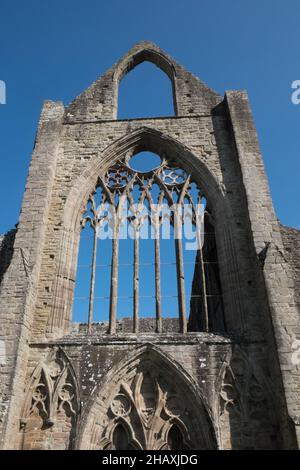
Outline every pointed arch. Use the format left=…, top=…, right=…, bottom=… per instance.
left=115, top=46, right=177, bottom=83
left=48, top=127, right=244, bottom=335
left=114, top=47, right=177, bottom=117
left=64, top=41, right=222, bottom=122
left=216, top=345, right=278, bottom=414
left=20, top=347, right=80, bottom=450
left=161, top=420, right=190, bottom=450
left=103, top=418, right=143, bottom=450
left=77, top=344, right=218, bottom=449
left=64, top=127, right=229, bottom=231
left=216, top=345, right=281, bottom=449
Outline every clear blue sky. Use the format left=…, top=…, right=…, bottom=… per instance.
left=0, top=0, right=299, bottom=234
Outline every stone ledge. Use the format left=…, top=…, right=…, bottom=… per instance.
left=29, top=331, right=265, bottom=347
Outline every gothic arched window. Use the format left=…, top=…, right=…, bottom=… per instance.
left=72, top=152, right=225, bottom=334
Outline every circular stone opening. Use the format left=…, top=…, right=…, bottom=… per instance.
left=128, top=152, right=161, bottom=173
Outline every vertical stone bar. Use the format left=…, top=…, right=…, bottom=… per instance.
left=133, top=235, right=139, bottom=333
left=109, top=226, right=119, bottom=334
left=87, top=228, right=97, bottom=333
left=195, top=204, right=209, bottom=332
left=174, top=210, right=187, bottom=333
left=198, top=240, right=209, bottom=332
left=155, top=227, right=162, bottom=333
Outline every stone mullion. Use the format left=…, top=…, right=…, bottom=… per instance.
left=174, top=177, right=192, bottom=334
left=133, top=234, right=139, bottom=333
left=109, top=177, right=137, bottom=335
left=88, top=227, right=98, bottom=333
left=174, top=209, right=187, bottom=334
left=154, top=226, right=162, bottom=333
left=196, top=215, right=209, bottom=332
left=109, top=212, right=120, bottom=335
left=153, top=191, right=164, bottom=334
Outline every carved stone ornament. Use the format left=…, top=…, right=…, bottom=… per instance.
left=21, top=347, right=80, bottom=428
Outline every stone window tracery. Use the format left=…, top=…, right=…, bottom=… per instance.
left=73, top=152, right=225, bottom=333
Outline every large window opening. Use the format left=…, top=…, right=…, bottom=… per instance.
left=72, top=151, right=225, bottom=334
left=118, top=62, right=175, bottom=119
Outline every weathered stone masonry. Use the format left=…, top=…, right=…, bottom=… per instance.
left=0, top=42, right=299, bottom=449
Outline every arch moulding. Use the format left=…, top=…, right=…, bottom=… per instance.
left=76, top=343, right=219, bottom=450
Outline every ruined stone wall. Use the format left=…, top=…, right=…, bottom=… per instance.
left=0, top=42, right=299, bottom=450
left=0, top=229, right=16, bottom=285
left=280, top=224, right=300, bottom=317
left=15, top=337, right=279, bottom=450
left=34, top=113, right=260, bottom=339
